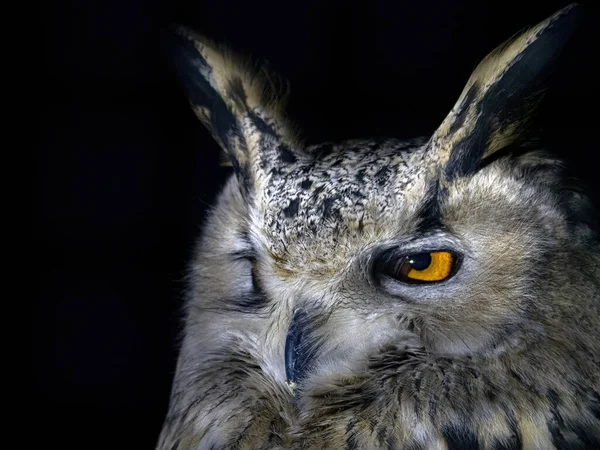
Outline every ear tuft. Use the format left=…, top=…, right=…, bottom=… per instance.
left=429, top=3, right=581, bottom=184
left=164, top=25, right=303, bottom=196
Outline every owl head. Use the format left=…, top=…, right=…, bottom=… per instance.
left=159, top=3, right=599, bottom=449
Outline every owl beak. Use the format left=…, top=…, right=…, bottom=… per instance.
left=284, top=309, right=320, bottom=393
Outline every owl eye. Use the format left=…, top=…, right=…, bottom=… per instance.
left=377, top=250, right=458, bottom=284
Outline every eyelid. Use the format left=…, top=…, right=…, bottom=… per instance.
left=231, top=251, right=256, bottom=261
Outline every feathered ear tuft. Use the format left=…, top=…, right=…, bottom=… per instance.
left=429, top=3, right=580, bottom=185
left=164, top=26, right=303, bottom=197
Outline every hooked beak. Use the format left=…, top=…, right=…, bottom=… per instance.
left=284, top=309, right=320, bottom=393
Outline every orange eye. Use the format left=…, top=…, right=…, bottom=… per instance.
left=397, top=251, right=455, bottom=282
left=375, top=250, right=458, bottom=285
left=374, top=249, right=462, bottom=284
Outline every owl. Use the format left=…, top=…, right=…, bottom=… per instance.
left=157, top=3, right=600, bottom=449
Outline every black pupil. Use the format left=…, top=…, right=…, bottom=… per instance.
left=408, top=253, right=432, bottom=271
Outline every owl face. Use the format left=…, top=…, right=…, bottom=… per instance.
left=160, top=4, right=600, bottom=449
left=245, top=137, right=575, bottom=386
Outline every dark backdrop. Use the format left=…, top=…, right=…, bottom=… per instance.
left=37, top=1, right=597, bottom=448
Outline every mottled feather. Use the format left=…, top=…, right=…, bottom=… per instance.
left=158, top=4, right=599, bottom=450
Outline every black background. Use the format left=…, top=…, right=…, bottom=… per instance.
left=37, top=1, right=597, bottom=448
